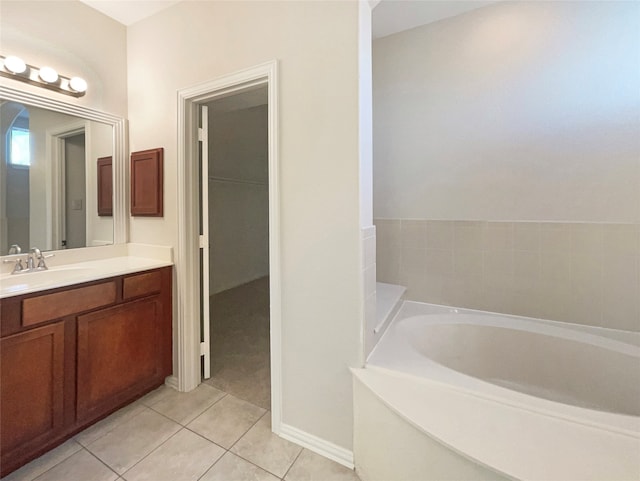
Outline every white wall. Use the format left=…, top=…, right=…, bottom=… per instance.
left=372, top=1, right=640, bottom=331
left=0, top=1, right=127, bottom=253
left=373, top=1, right=640, bottom=223
left=208, top=104, right=269, bottom=294
left=0, top=1, right=128, bottom=117
left=127, top=1, right=363, bottom=451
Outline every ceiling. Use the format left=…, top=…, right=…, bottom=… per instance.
left=372, top=0, right=499, bottom=39
left=80, top=0, right=498, bottom=35
left=79, top=1, right=180, bottom=26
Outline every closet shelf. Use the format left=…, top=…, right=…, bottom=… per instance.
left=208, top=176, right=267, bottom=186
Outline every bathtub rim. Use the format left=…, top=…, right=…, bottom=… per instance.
left=367, top=300, right=640, bottom=438
left=353, top=365, right=640, bottom=481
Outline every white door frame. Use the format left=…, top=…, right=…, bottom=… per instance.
left=176, top=60, right=282, bottom=432
left=47, top=120, right=89, bottom=250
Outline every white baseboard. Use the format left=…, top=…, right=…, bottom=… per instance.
left=279, top=423, right=354, bottom=470
left=165, top=375, right=179, bottom=390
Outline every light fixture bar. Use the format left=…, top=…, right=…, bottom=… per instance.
left=0, top=55, right=87, bottom=98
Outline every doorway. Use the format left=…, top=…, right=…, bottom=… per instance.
left=63, top=133, right=86, bottom=249
left=200, top=87, right=271, bottom=409
left=176, top=60, right=282, bottom=430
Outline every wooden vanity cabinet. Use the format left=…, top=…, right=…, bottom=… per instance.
left=0, top=266, right=172, bottom=477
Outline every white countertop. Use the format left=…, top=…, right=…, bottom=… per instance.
left=0, top=256, right=173, bottom=299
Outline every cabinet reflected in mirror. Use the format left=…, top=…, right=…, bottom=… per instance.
left=0, top=100, right=114, bottom=253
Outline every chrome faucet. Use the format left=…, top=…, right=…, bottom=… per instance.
left=2, top=247, right=54, bottom=275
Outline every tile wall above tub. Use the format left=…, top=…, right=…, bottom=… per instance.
left=375, top=219, right=640, bottom=331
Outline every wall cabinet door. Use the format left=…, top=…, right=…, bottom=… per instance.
left=0, top=322, right=65, bottom=456
left=76, top=298, right=163, bottom=421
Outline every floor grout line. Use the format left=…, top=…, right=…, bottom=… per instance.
left=281, top=448, right=304, bottom=481
left=83, top=447, right=121, bottom=480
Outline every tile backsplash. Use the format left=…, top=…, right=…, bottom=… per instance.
left=375, top=219, right=640, bottom=331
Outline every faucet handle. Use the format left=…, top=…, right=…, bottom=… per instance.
left=37, top=253, right=54, bottom=269
left=3, top=258, right=25, bottom=274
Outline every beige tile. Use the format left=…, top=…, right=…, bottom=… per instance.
left=505, top=280, right=543, bottom=319
left=204, top=366, right=270, bottom=412
left=200, top=452, right=279, bottom=481
left=285, top=449, right=359, bottom=481
left=76, top=401, right=147, bottom=447
left=375, top=246, right=400, bottom=285
left=400, top=268, right=436, bottom=303
left=603, top=224, right=640, bottom=256
left=540, top=250, right=571, bottom=283
left=513, top=222, right=540, bottom=252
left=540, top=223, right=572, bottom=252
left=138, top=385, right=174, bottom=407
left=514, top=251, right=540, bottom=280
left=373, top=219, right=401, bottom=252
left=443, top=276, right=483, bottom=311
left=187, top=394, right=266, bottom=449
left=538, top=281, right=572, bottom=323
left=425, top=221, right=453, bottom=250
left=602, top=281, right=640, bottom=331
left=400, top=220, right=426, bottom=249
left=86, top=407, right=181, bottom=474
left=483, top=222, right=513, bottom=250
left=454, top=221, right=484, bottom=251
left=425, top=249, right=454, bottom=277
left=122, top=429, right=224, bottom=481
left=230, top=414, right=302, bottom=478
left=399, top=248, right=426, bottom=277
left=603, top=255, right=638, bottom=286
left=480, top=281, right=508, bottom=314
left=420, top=276, right=450, bottom=305
left=483, top=250, right=513, bottom=277
left=571, top=252, right=602, bottom=288
left=571, top=223, right=603, bottom=256
left=454, top=249, right=483, bottom=277
left=34, top=449, right=117, bottom=481
left=568, top=282, right=602, bottom=327
left=147, top=383, right=226, bottom=425
left=2, top=439, right=82, bottom=481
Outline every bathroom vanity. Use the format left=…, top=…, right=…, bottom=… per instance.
left=0, top=262, right=172, bottom=476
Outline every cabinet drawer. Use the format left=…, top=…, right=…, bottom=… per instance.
left=123, top=271, right=162, bottom=300
left=22, top=281, right=116, bottom=327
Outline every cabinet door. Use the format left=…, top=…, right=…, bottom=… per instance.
left=77, top=298, right=162, bottom=421
left=0, top=322, right=65, bottom=455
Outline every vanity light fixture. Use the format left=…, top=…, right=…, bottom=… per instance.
left=38, top=66, right=59, bottom=84
left=0, top=55, right=87, bottom=98
left=3, top=56, right=27, bottom=74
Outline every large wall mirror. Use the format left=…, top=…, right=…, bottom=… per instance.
left=0, top=86, right=127, bottom=254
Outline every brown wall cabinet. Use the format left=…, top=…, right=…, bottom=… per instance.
left=0, top=266, right=172, bottom=477
left=131, top=148, right=163, bottom=217
left=97, top=156, right=113, bottom=216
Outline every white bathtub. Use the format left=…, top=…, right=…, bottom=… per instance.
left=353, top=302, right=640, bottom=481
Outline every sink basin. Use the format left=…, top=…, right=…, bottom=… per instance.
left=0, top=266, right=95, bottom=296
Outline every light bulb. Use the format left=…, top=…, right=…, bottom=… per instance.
left=3, top=56, right=27, bottom=74
left=69, top=76, right=87, bottom=93
left=39, top=66, right=59, bottom=83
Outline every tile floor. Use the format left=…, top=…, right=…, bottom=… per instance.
left=2, top=383, right=361, bottom=481
left=4, top=277, right=360, bottom=481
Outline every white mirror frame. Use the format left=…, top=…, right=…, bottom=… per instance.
left=0, top=85, right=128, bottom=246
